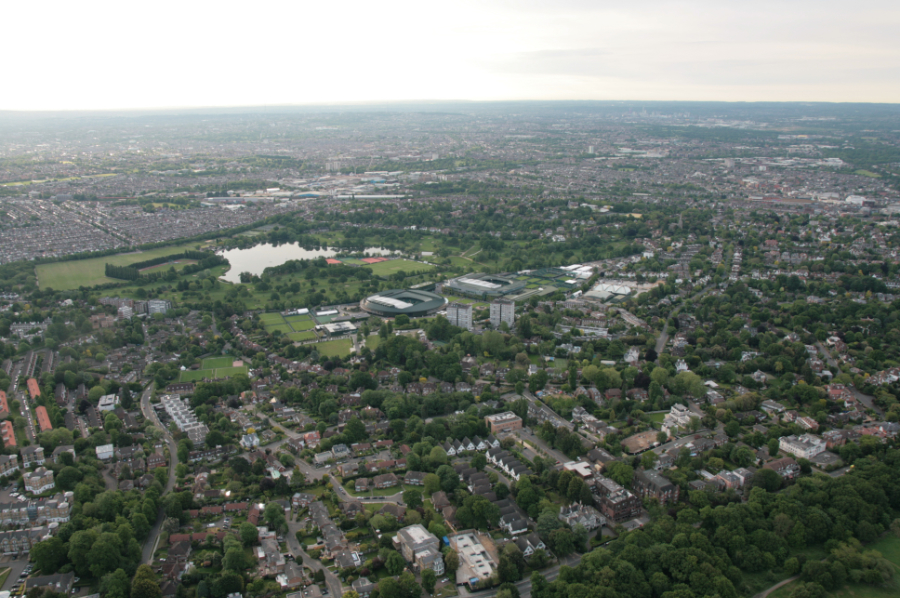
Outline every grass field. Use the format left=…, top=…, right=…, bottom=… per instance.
left=179, top=364, right=249, bottom=382
left=202, top=357, right=237, bottom=369
left=285, top=314, right=311, bottom=323
left=266, top=324, right=292, bottom=334
left=36, top=243, right=203, bottom=290
left=365, top=334, right=381, bottom=351
left=179, top=369, right=214, bottom=382
left=365, top=259, right=434, bottom=276
left=288, top=331, right=317, bottom=342
left=259, top=313, right=286, bottom=325
left=316, top=338, right=353, bottom=357
left=289, top=319, right=315, bottom=331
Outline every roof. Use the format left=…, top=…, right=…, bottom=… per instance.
left=360, top=289, right=447, bottom=316
left=35, top=406, right=53, bottom=432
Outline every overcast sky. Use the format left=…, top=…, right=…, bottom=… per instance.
left=3, top=0, right=898, bottom=111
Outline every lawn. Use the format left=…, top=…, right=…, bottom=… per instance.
left=266, top=324, right=292, bottom=334
left=288, top=331, right=318, bottom=342
left=179, top=369, right=214, bottom=382
left=259, top=313, right=286, bottom=325
left=215, top=366, right=250, bottom=378
left=365, top=259, right=435, bottom=277
left=365, top=334, right=381, bottom=351
left=316, top=339, right=353, bottom=357
left=0, top=568, right=11, bottom=589
left=203, top=356, right=238, bottom=369
left=178, top=365, right=248, bottom=382
left=285, top=314, right=312, bottom=324
left=36, top=242, right=201, bottom=290
left=289, top=319, right=315, bottom=331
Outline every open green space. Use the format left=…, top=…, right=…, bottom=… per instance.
left=316, top=338, right=353, bottom=357
left=288, top=331, right=318, bottom=342
left=259, top=313, right=286, bottom=325
left=365, top=259, right=435, bottom=276
left=36, top=242, right=202, bottom=290
left=178, top=364, right=248, bottom=382
left=365, top=334, right=381, bottom=351
left=266, top=324, right=292, bottom=334
left=215, top=366, right=249, bottom=377
left=289, top=319, right=315, bottom=331
left=179, top=369, right=214, bottom=382
left=202, top=356, right=237, bottom=369
left=284, top=314, right=312, bottom=323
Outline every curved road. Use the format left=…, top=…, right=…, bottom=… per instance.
left=140, top=383, right=180, bottom=564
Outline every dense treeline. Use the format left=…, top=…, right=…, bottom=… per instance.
left=531, top=450, right=900, bottom=598
left=105, top=251, right=226, bottom=281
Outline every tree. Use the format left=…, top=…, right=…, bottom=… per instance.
left=31, top=536, right=68, bottom=574
left=402, top=489, right=423, bottom=510
left=423, top=473, right=441, bottom=495
left=421, top=569, right=437, bottom=595
left=264, top=502, right=287, bottom=532
left=90, top=532, right=124, bottom=578
left=752, top=468, right=783, bottom=493
left=131, top=566, right=162, bottom=598
left=385, top=550, right=407, bottom=575
left=442, top=548, right=459, bottom=575
left=724, top=420, right=741, bottom=438
left=471, top=453, right=487, bottom=471
left=68, top=529, right=98, bottom=576
left=549, top=528, right=575, bottom=556
left=211, top=571, right=243, bottom=598
left=223, top=547, right=249, bottom=571
left=240, top=522, right=258, bottom=546
left=100, top=569, right=131, bottom=598
left=605, top=461, right=634, bottom=486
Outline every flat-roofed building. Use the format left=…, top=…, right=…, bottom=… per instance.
left=484, top=412, right=523, bottom=434
left=448, top=532, right=496, bottom=588
left=394, top=524, right=444, bottom=575
left=446, top=302, right=474, bottom=330
left=489, top=299, right=515, bottom=329
left=779, top=434, right=827, bottom=460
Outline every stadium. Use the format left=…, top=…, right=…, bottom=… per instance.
left=442, top=272, right=526, bottom=300
left=360, top=289, right=448, bottom=318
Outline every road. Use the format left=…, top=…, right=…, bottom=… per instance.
left=814, top=341, right=883, bottom=416
left=655, top=284, right=715, bottom=362
left=286, top=515, right=343, bottom=598
left=462, top=553, right=583, bottom=598
left=513, top=425, right=569, bottom=466
left=140, top=383, right=180, bottom=564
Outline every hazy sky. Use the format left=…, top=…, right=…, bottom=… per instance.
left=4, top=0, right=899, bottom=110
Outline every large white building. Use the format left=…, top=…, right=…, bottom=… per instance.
left=394, top=524, right=444, bottom=575
left=97, top=394, right=120, bottom=412
left=662, top=403, right=694, bottom=435
left=489, top=299, right=515, bottom=329
left=160, top=394, right=208, bottom=446
left=779, top=434, right=827, bottom=460
left=446, top=302, right=473, bottom=330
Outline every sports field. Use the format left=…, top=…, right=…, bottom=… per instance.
left=285, top=314, right=312, bottom=324
left=35, top=243, right=200, bottom=290
left=179, top=363, right=249, bottom=382
left=288, top=331, right=317, bottom=342
left=202, top=357, right=239, bottom=369
left=365, top=259, right=434, bottom=276
left=259, top=313, right=286, bottom=325
left=316, top=338, right=353, bottom=357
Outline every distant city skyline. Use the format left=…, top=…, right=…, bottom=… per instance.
left=3, top=0, right=899, bottom=111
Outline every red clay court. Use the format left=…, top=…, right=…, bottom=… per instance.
left=361, top=257, right=389, bottom=264
left=325, top=258, right=342, bottom=265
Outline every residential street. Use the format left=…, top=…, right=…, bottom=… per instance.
left=140, top=383, right=179, bottom=564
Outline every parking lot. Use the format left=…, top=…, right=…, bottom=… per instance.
left=0, top=556, right=32, bottom=593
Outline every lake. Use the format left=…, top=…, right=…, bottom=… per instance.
left=219, top=243, right=390, bottom=283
